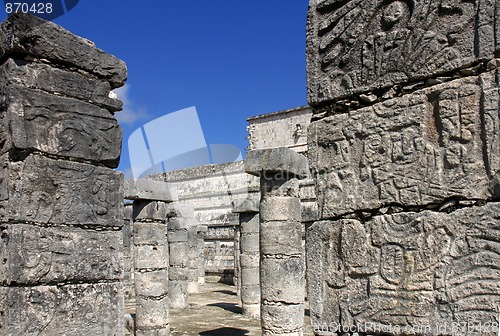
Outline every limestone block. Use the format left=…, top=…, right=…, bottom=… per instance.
left=245, top=147, right=309, bottom=178
left=169, top=267, right=188, bottom=281
left=135, top=244, right=168, bottom=270
left=0, top=154, right=123, bottom=226
left=0, top=59, right=122, bottom=112
left=0, top=85, right=122, bottom=167
left=241, top=285, right=260, bottom=303
left=133, top=201, right=168, bottom=223
left=135, top=296, right=169, bottom=330
left=306, top=0, right=498, bottom=104
left=0, top=13, right=127, bottom=87
left=260, top=197, right=301, bottom=222
left=261, top=303, right=304, bottom=334
left=168, top=280, right=188, bottom=309
left=133, top=222, right=166, bottom=245
left=309, top=73, right=499, bottom=218
left=261, top=257, right=304, bottom=304
left=241, top=268, right=260, bottom=288
left=0, top=283, right=123, bottom=335
left=261, top=221, right=302, bottom=256
left=307, top=202, right=500, bottom=335
left=240, top=254, right=259, bottom=269
left=167, top=230, right=188, bottom=243
left=240, top=213, right=260, bottom=233
left=124, top=179, right=178, bottom=202
left=232, top=197, right=259, bottom=213
left=0, top=224, right=122, bottom=285
left=168, top=242, right=188, bottom=267
left=135, top=270, right=168, bottom=298
left=240, top=233, right=259, bottom=253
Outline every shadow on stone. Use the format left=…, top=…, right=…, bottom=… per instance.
left=213, top=290, right=237, bottom=296
left=199, top=327, right=249, bottom=335
left=207, top=302, right=242, bottom=314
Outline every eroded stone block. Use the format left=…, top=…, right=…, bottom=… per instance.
left=0, top=13, right=127, bottom=87
left=307, top=202, right=500, bottom=335
left=0, top=59, right=122, bottom=111
left=306, top=0, right=498, bottom=104
left=0, top=224, right=122, bottom=285
left=309, top=72, right=499, bottom=218
left=0, top=282, right=123, bottom=335
left=135, top=270, right=168, bottom=298
left=0, top=85, right=122, bottom=167
left=0, top=154, right=123, bottom=226
left=124, top=179, right=178, bottom=202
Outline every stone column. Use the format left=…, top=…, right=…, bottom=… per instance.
left=0, top=14, right=126, bottom=334
left=123, top=203, right=135, bottom=336
left=125, top=179, right=177, bottom=336
left=197, top=225, right=208, bottom=285
left=167, top=205, right=193, bottom=309
left=233, top=224, right=241, bottom=295
left=245, top=148, right=309, bottom=336
left=232, top=198, right=260, bottom=318
left=187, top=217, right=200, bottom=294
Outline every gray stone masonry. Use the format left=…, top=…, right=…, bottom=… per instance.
left=0, top=13, right=126, bottom=335
left=232, top=198, right=260, bottom=318
left=167, top=205, right=194, bottom=309
left=246, top=147, right=309, bottom=336
left=132, top=200, right=170, bottom=336
left=306, top=1, right=500, bottom=335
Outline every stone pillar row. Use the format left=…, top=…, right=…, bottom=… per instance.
left=245, top=148, right=309, bottom=336
left=0, top=13, right=127, bottom=334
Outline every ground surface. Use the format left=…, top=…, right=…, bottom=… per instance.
left=170, top=282, right=314, bottom=336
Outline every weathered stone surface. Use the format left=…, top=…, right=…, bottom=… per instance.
left=134, top=244, right=168, bottom=270
left=232, top=197, right=259, bottom=213
left=0, top=58, right=122, bottom=111
left=0, top=154, right=123, bottom=226
left=124, top=179, right=178, bottom=202
left=133, top=222, right=167, bottom=245
left=169, top=280, right=188, bottom=309
left=306, top=0, right=498, bottom=104
left=261, top=303, right=304, bottom=334
left=307, top=202, right=500, bottom=335
left=133, top=200, right=169, bottom=223
left=135, top=270, right=169, bottom=298
left=261, top=257, right=304, bottom=304
left=0, top=224, right=122, bottom=285
left=260, top=197, right=301, bottom=222
left=240, top=233, right=259, bottom=254
left=0, top=13, right=127, bottom=87
left=309, top=72, right=499, bottom=218
left=0, top=85, right=122, bottom=167
left=0, top=282, right=123, bottom=335
left=168, top=242, right=188, bottom=267
left=261, top=221, right=302, bottom=256
left=135, top=296, right=169, bottom=330
left=245, top=147, right=309, bottom=178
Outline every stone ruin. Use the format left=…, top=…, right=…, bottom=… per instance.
left=304, top=0, right=500, bottom=335
left=0, top=1, right=499, bottom=335
left=0, top=13, right=126, bottom=334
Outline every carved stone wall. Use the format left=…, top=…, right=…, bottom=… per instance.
left=0, top=13, right=126, bottom=334
left=306, top=1, right=500, bottom=335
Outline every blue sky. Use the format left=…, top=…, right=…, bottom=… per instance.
left=1, top=1, right=309, bottom=176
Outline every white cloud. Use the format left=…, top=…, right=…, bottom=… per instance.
left=113, top=84, right=150, bottom=126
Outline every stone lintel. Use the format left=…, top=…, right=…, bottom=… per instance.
left=232, top=198, right=259, bottom=214
left=244, top=147, right=309, bottom=179
left=124, top=178, right=178, bottom=202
